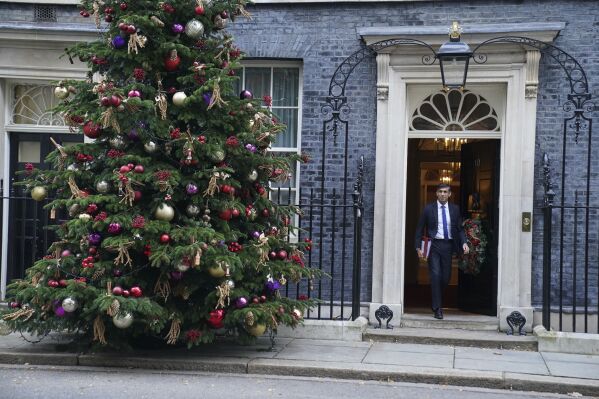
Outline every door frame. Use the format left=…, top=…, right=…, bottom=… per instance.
left=368, top=49, right=540, bottom=332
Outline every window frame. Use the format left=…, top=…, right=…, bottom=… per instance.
left=237, top=61, right=303, bottom=207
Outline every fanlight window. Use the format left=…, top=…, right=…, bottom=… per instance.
left=410, top=89, right=500, bottom=132
left=11, top=85, right=65, bottom=126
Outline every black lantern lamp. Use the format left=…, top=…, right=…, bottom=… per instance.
left=437, top=22, right=473, bottom=90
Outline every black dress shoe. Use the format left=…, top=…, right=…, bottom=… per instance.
left=433, top=308, right=443, bottom=319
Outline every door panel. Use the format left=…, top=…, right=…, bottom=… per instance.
left=458, top=140, right=500, bottom=315
left=7, top=133, right=83, bottom=282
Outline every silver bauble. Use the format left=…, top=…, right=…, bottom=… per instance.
left=68, top=204, right=81, bottom=217
left=112, top=312, right=134, bottom=329
left=186, top=204, right=200, bottom=217
left=61, top=297, right=79, bottom=313
left=67, top=163, right=79, bottom=171
left=175, top=262, right=190, bottom=272
left=144, top=141, right=158, bottom=154
left=54, top=86, right=69, bottom=99
left=78, top=213, right=92, bottom=221
left=154, top=203, right=175, bottom=221
left=184, top=19, right=205, bottom=39
left=109, top=136, right=126, bottom=149
left=248, top=169, right=258, bottom=182
left=213, top=15, right=227, bottom=30
left=96, top=180, right=110, bottom=193
left=172, top=91, right=187, bottom=106
left=209, top=150, right=225, bottom=163
left=225, top=279, right=235, bottom=289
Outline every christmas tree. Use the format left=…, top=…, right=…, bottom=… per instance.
left=2, top=0, right=318, bottom=348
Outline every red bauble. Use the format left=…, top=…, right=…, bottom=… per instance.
left=207, top=309, right=225, bottom=329
left=122, top=289, right=130, bottom=298
left=231, top=208, right=240, bottom=218
left=112, top=286, right=123, bottom=296
left=133, top=190, right=142, bottom=201
left=100, top=96, right=111, bottom=107
left=118, top=22, right=128, bottom=31
left=105, top=15, right=113, bottom=22
left=277, top=250, right=288, bottom=260
left=58, top=279, right=68, bottom=287
left=260, top=295, right=267, bottom=303
left=126, top=25, right=136, bottom=34
left=261, top=208, right=270, bottom=218
left=219, top=209, right=232, bottom=221
left=134, top=164, right=144, bottom=173
left=83, top=121, right=101, bottom=139
left=164, top=50, right=181, bottom=72
left=86, top=203, right=98, bottom=214
left=88, top=247, right=97, bottom=255
left=160, top=234, right=171, bottom=244
left=194, top=6, right=205, bottom=15
left=269, top=251, right=277, bottom=260
left=252, top=296, right=260, bottom=304
left=119, top=2, right=128, bottom=10
left=130, top=286, right=143, bottom=297
left=110, top=95, right=122, bottom=107
left=119, top=165, right=131, bottom=173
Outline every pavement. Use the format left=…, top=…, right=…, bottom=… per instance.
left=0, top=330, right=598, bottom=397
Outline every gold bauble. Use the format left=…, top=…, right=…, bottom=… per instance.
left=54, top=86, right=69, bottom=99
left=207, top=264, right=226, bottom=278
left=31, top=186, right=48, bottom=202
left=154, top=203, right=175, bottom=222
left=246, top=323, right=266, bottom=337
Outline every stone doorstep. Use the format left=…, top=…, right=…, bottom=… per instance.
left=364, top=327, right=538, bottom=351
left=399, top=313, right=499, bottom=331
left=534, top=325, right=599, bottom=356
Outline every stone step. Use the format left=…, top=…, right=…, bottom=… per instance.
left=399, top=313, right=499, bottom=331
left=363, top=327, right=538, bottom=351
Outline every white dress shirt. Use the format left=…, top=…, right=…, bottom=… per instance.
left=435, top=201, right=452, bottom=239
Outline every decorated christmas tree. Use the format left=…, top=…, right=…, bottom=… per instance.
left=2, top=0, right=318, bottom=348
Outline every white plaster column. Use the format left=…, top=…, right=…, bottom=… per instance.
left=371, top=53, right=390, bottom=305
left=369, top=63, right=407, bottom=323
left=498, top=51, right=540, bottom=332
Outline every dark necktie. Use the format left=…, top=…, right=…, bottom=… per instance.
left=441, top=205, right=449, bottom=239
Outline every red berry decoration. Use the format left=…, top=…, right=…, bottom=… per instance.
left=164, top=50, right=181, bottom=72
left=160, top=234, right=171, bottom=244
left=143, top=244, right=151, bottom=257
left=194, top=6, right=205, bottom=15
left=130, top=286, right=143, bottom=297
left=86, top=203, right=99, bottom=214
left=228, top=242, right=242, bottom=252
left=304, top=238, right=312, bottom=251
left=207, top=309, right=225, bottom=329
left=82, top=256, right=95, bottom=268
left=120, top=2, right=128, bottom=10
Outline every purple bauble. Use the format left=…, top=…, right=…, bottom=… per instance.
left=234, top=297, right=249, bottom=309
left=113, top=268, right=123, bottom=277
left=265, top=280, right=281, bottom=293
left=239, top=89, right=253, bottom=100
left=202, top=92, right=212, bottom=105
left=112, top=35, right=126, bottom=49
left=128, top=128, right=140, bottom=141
left=88, top=233, right=102, bottom=246
left=170, top=271, right=184, bottom=280
left=172, top=23, right=184, bottom=34
left=108, top=222, right=122, bottom=234
left=186, top=183, right=199, bottom=195
left=54, top=306, right=66, bottom=318
left=251, top=231, right=261, bottom=239
left=245, top=143, right=257, bottom=153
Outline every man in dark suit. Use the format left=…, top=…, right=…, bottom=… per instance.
left=415, top=184, right=469, bottom=319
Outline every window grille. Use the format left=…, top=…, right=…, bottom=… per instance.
left=34, top=5, right=57, bottom=22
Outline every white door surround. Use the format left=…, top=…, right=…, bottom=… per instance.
left=359, top=23, right=564, bottom=331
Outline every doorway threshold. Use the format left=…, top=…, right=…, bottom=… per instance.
left=402, top=308, right=498, bottom=331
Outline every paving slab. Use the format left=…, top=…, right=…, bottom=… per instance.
left=275, top=343, right=369, bottom=363
left=370, top=342, right=454, bottom=355
left=455, top=347, right=544, bottom=363
left=286, top=338, right=372, bottom=348
left=542, top=351, right=599, bottom=365
left=504, top=372, right=599, bottom=397
left=454, top=357, right=549, bottom=375
left=362, top=349, right=454, bottom=368
left=544, top=360, right=599, bottom=380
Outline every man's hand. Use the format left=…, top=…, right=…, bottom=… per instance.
left=462, top=243, right=470, bottom=254
left=416, top=248, right=424, bottom=258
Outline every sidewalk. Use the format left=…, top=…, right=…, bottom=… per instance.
left=0, top=331, right=598, bottom=397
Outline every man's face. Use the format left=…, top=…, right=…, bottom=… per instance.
left=436, top=188, right=451, bottom=204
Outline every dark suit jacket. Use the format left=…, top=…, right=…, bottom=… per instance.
left=414, top=202, right=467, bottom=254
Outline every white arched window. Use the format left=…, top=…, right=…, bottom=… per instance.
left=410, top=89, right=500, bottom=133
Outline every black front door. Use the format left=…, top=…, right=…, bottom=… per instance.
left=457, top=140, right=500, bottom=315
left=6, top=132, right=82, bottom=282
